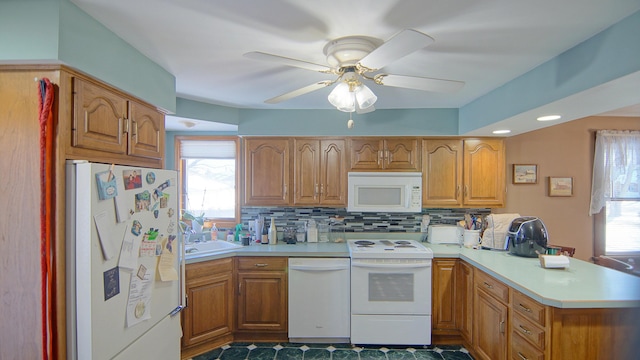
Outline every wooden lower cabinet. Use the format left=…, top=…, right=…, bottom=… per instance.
left=235, top=257, right=288, bottom=341
left=432, top=259, right=474, bottom=346
left=181, top=258, right=234, bottom=359
left=456, top=260, right=474, bottom=343
left=432, top=259, right=458, bottom=333
left=474, top=285, right=508, bottom=360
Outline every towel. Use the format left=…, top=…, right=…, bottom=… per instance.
left=481, top=213, right=520, bottom=249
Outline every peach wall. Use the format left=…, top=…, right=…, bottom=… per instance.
left=499, top=116, right=640, bottom=261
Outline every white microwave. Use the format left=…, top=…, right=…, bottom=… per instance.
left=347, top=172, right=422, bottom=213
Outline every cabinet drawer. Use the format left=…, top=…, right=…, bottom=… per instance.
left=237, top=257, right=287, bottom=271
left=475, top=270, right=509, bottom=303
left=512, top=291, right=546, bottom=327
left=511, top=332, right=545, bottom=360
left=186, top=258, right=233, bottom=281
left=512, top=313, right=546, bottom=350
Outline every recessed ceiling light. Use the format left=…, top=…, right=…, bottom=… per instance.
left=492, top=129, right=511, bottom=134
left=537, top=115, right=561, bottom=121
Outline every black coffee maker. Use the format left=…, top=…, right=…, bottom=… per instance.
left=506, top=217, right=548, bottom=257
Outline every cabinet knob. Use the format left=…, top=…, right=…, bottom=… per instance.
left=517, top=352, right=529, bottom=360
left=483, top=281, right=493, bottom=289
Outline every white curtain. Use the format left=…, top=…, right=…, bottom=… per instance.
left=589, top=130, right=640, bottom=215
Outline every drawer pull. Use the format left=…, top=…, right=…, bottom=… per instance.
left=517, top=352, right=529, bottom=360
left=483, top=281, right=494, bottom=289
left=518, top=303, right=532, bottom=313
left=254, top=263, right=269, bottom=267
left=519, top=324, right=532, bottom=335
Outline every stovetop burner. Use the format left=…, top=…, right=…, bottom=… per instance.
left=347, top=239, right=434, bottom=259
left=354, top=240, right=375, bottom=246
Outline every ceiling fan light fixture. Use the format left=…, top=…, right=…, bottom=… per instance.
left=355, top=84, right=377, bottom=110
left=328, top=82, right=355, bottom=112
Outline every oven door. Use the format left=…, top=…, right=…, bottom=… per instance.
left=350, top=258, right=432, bottom=315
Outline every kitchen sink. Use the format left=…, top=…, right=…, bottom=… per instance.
left=185, top=240, right=243, bottom=256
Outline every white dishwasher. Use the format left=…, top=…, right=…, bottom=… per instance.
left=288, top=257, right=350, bottom=343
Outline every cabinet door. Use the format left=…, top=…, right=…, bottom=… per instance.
left=244, top=138, right=290, bottom=205
left=319, top=139, right=347, bottom=205
left=293, top=139, right=320, bottom=205
left=456, top=260, right=474, bottom=343
left=384, top=138, right=421, bottom=171
left=463, top=139, right=505, bottom=207
left=349, top=138, right=383, bottom=170
left=237, top=272, right=287, bottom=331
left=128, top=100, right=163, bottom=160
left=182, top=271, right=234, bottom=347
left=474, top=289, right=508, bottom=360
left=432, top=259, right=457, bottom=331
left=72, top=78, right=128, bottom=155
left=422, top=139, right=463, bottom=206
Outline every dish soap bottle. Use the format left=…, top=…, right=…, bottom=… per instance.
left=211, top=223, right=218, bottom=240
left=268, top=217, right=277, bottom=245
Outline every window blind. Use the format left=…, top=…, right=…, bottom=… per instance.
left=179, top=140, right=236, bottom=159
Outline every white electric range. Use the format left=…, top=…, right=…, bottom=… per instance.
left=347, top=239, right=433, bottom=345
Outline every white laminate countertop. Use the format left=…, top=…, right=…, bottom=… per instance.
left=185, top=236, right=640, bottom=309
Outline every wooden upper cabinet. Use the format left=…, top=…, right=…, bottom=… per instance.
left=422, top=139, right=463, bottom=207
left=128, top=100, right=163, bottom=159
left=244, top=138, right=290, bottom=206
left=293, top=138, right=347, bottom=206
left=422, top=138, right=505, bottom=208
left=463, top=139, right=505, bottom=207
left=71, top=77, right=165, bottom=165
left=349, top=138, right=420, bottom=171
left=73, top=77, right=128, bottom=155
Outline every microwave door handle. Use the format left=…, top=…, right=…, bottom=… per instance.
left=352, top=262, right=431, bottom=269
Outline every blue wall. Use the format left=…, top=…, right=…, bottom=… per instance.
left=3, top=1, right=639, bottom=142
left=0, top=0, right=176, bottom=112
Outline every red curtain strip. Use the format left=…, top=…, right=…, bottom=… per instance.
left=38, top=78, right=55, bottom=360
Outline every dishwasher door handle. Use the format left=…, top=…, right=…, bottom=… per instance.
left=289, top=265, right=350, bottom=271
left=351, top=262, right=431, bottom=269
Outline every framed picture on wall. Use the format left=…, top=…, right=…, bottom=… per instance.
left=513, top=164, right=538, bottom=184
left=548, top=177, right=573, bottom=196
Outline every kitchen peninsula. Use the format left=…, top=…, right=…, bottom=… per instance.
left=182, top=237, right=640, bottom=360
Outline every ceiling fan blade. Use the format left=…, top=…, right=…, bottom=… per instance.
left=375, top=74, right=464, bottom=93
left=244, top=51, right=333, bottom=73
left=265, top=81, right=333, bottom=104
left=358, top=29, right=434, bottom=71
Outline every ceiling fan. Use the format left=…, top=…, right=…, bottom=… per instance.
left=244, top=29, right=464, bottom=113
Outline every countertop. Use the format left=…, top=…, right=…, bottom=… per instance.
left=185, top=234, right=640, bottom=309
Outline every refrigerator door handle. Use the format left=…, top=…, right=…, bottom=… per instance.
left=169, top=305, right=184, bottom=317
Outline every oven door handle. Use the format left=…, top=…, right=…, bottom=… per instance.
left=351, top=262, right=431, bottom=269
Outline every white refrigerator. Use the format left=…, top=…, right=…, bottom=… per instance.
left=66, top=161, right=184, bottom=360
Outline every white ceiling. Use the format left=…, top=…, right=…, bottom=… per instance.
left=71, top=0, right=640, bottom=133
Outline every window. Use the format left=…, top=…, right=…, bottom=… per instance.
left=590, top=130, right=640, bottom=256
left=175, top=136, right=240, bottom=229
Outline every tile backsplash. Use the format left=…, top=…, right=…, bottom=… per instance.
left=240, top=207, right=491, bottom=232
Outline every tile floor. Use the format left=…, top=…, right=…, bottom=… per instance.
left=192, top=342, right=474, bottom=360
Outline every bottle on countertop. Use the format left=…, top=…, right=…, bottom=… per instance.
left=226, top=230, right=234, bottom=242
left=306, top=219, right=318, bottom=243
left=211, top=223, right=218, bottom=240
left=261, top=223, right=268, bottom=244
left=268, top=217, right=277, bottom=245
